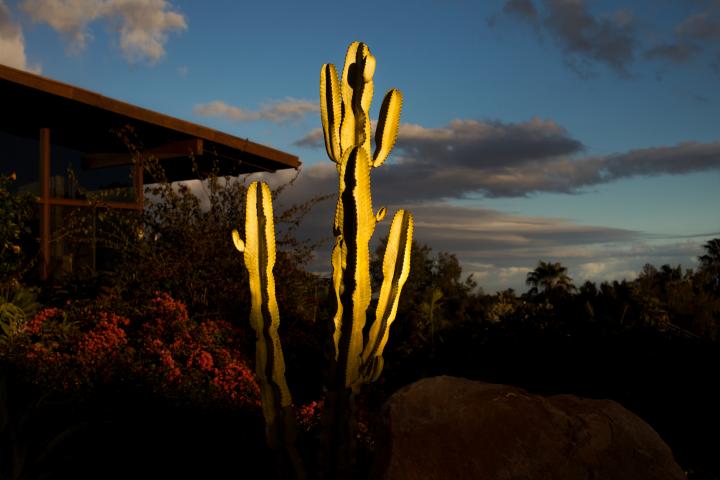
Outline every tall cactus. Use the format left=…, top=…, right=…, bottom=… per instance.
left=321, top=41, right=413, bottom=391
left=232, top=41, right=412, bottom=479
left=320, top=41, right=413, bottom=478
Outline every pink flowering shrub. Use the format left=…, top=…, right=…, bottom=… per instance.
left=294, top=397, right=373, bottom=447
left=132, top=292, right=260, bottom=409
left=14, top=307, right=130, bottom=392
left=296, top=399, right=324, bottom=432
left=3, top=293, right=260, bottom=410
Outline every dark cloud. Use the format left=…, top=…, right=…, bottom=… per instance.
left=642, top=8, right=720, bottom=72
left=293, top=118, right=720, bottom=203
left=228, top=146, right=715, bottom=292
left=493, top=0, right=720, bottom=75
left=542, top=0, right=637, bottom=76
left=293, top=128, right=323, bottom=148
left=494, top=0, right=720, bottom=75
left=295, top=118, right=583, bottom=166
left=503, top=0, right=538, bottom=21
left=396, top=118, right=584, bottom=168
left=601, top=141, right=720, bottom=179
left=644, top=42, right=702, bottom=64
left=677, top=12, right=720, bottom=40
left=494, top=0, right=638, bottom=75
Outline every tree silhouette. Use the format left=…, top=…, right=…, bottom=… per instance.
left=526, top=260, right=576, bottom=296
left=699, top=239, right=720, bottom=270
left=698, top=238, right=720, bottom=294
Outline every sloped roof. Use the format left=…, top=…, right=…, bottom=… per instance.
left=0, top=63, right=300, bottom=182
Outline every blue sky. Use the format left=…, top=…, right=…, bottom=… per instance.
left=2, top=0, right=719, bottom=292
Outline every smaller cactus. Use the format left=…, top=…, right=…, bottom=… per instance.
left=232, top=181, right=304, bottom=479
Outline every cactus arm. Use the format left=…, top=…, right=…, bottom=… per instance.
left=320, top=63, right=343, bottom=163
left=339, top=42, right=360, bottom=156
left=339, top=42, right=374, bottom=159
left=361, top=210, right=413, bottom=382
left=372, top=89, right=403, bottom=168
left=231, top=228, right=245, bottom=252
left=375, top=206, right=387, bottom=222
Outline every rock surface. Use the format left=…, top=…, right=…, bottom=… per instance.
left=372, top=376, right=685, bottom=480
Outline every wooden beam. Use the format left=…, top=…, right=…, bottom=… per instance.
left=45, top=197, right=143, bottom=210
left=81, top=138, right=205, bottom=169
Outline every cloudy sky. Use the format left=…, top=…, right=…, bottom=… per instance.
left=2, top=0, right=719, bottom=292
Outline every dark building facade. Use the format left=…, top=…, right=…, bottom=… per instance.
left=1, top=63, right=299, bottom=280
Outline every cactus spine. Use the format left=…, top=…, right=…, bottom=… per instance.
left=232, top=181, right=304, bottom=479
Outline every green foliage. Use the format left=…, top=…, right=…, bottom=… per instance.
left=370, top=239, right=477, bottom=354
left=0, top=173, right=36, bottom=283
left=0, top=280, right=40, bottom=347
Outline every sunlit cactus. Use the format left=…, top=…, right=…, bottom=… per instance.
left=232, top=41, right=412, bottom=479
left=321, top=41, right=413, bottom=392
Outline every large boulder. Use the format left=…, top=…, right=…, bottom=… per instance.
left=372, top=376, right=685, bottom=480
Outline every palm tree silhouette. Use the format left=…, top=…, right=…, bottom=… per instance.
left=526, top=260, right=576, bottom=296
left=699, top=239, right=720, bottom=270
left=699, top=238, right=720, bottom=291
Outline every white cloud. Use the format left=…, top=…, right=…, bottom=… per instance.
left=193, top=98, right=319, bottom=123
left=577, top=260, right=637, bottom=283
left=19, top=0, right=187, bottom=63
left=0, top=0, right=40, bottom=72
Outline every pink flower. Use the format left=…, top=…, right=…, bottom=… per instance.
left=197, top=350, right=214, bottom=371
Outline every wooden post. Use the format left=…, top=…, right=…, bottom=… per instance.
left=39, top=127, right=50, bottom=280
left=134, top=152, right=143, bottom=208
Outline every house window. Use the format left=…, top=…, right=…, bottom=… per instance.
left=49, top=204, right=136, bottom=276
left=50, top=143, right=137, bottom=203
left=0, top=130, right=40, bottom=195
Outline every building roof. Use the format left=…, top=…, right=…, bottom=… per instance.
left=0, top=63, right=300, bottom=182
